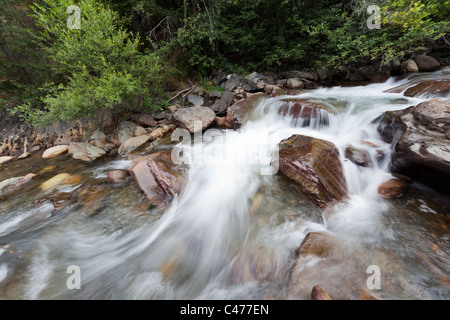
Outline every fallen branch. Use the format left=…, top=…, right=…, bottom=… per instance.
left=167, top=85, right=197, bottom=103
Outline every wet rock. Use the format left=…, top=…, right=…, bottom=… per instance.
left=18, top=152, right=31, bottom=159
left=377, top=99, right=450, bottom=190
left=277, top=100, right=330, bottom=127
left=232, top=247, right=278, bottom=284
left=129, top=150, right=185, bottom=208
left=78, top=185, right=108, bottom=217
left=118, top=135, right=149, bottom=156
left=220, top=93, right=268, bottom=129
left=107, top=169, right=130, bottom=184
left=401, top=59, right=419, bottom=74
left=131, top=114, right=158, bottom=127
left=173, top=106, right=216, bottom=133
left=286, top=78, right=304, bottom=90
left=42, top=145, right=69, bottom=159
left=344, top=146, right=371, bottom=167
left=294, top=232, right=335, bottom=258
left=413, top=55, right=441, bottom=72
left=68, top=142, right=106, bottom=162
left=210, top=91, right=234, bottom=116
left=0, top=156, right=14, bottom=166
left=311, top=285, right=333, bottom=300
left=187, top=94, right=204, bottom=106
left=277, top=135, right=348, bottom=208
left=403, top=80, right=450, bottom=98
left=378, top=178, right=406, bottom=199
left=0, top=173, right=37, bottom=196
left=40, top=173, right=71, bottom=191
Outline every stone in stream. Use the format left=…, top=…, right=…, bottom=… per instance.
left=277, top=135, right=348, bottom=209
left=232, top=247, right=278, bottom=284
left=107, top=169, right=130, bottom=184
left=129, top=150, right=185, bottom=208
left=285, top=78, right=304, bottom=90
left=90, top=129, right=115, bottom=151
left=344, top=146, right=372, bottom=167
left=173, top=106, right=216, bottom=133
left=277, top=100, right=330, bottom=127
left=42, top=145, right=69, bottom=159
left=68, top=142, right=106, bottom=162
left=114, top=121, right=148, bottom=144
left=210, top=91, right=234, bottom=116
left=39, top=173, right=72, bottom=191
left=311, top=285, right=333, bottom=300
left=377, top=179, right=406, bottom=199
left=131, top=114, right=158, bottom=127
left=377, top=99, right=450, bottom=191
left=0, top=173, right=37, bottom=197
left=403, top=80, right=450, bottom=98
left=0, top=156, right=14, bottom=166
left=78, top=185, right=109, bottom=217
left=217, top=93, right=267, bottom=129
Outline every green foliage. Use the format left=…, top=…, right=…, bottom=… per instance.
left=17, top=0, right=163, bottom=126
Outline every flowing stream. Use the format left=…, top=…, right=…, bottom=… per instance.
left=0, top=71, right=449, bottom=299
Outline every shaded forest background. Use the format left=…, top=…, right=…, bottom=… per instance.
left=1, top=0, right=449, bottom=125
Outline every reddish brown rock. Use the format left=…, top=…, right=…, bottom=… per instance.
left=403, top=80, right=450, bottom=98
left=378, top=179, right=406, bottom=199
left=278, top=100, right=330, bottom=126
left=129, top=150, right=185, bottom=208
left=220, top=93, right=268, bottom=129
left=294, top=232, right=335, bottom=258
left=311, top=285, right=333, bottom=300
left=278, top=135, right=347, bottom=208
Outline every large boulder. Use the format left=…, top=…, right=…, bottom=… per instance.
left=277, top=135, right=348, bottom=208
left=129, top=150, right=185, bottom=208
left=173, top=106, right=216, bottom=133
left=377, top=99, right=450, bottom=190
left=413, top=55, right=441, bottom=72
left=68, top=142, right=106, bottom=162
left=378, top=178, right=406, bottom=199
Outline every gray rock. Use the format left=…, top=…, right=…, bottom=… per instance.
left=279, top=71, right=316, bottom=81
left=118, top=134, right=149, bottom=156
left=210, top=91, right=235, bottom=115
left=222, top=75, right=241, bottom=91
left=187, top=94, right=204, bottom=106
left=173, top=106, right=216, bottom=133
left=208, top=90, right=222, bottom=99
left=286, top=78, right=304, bottom=90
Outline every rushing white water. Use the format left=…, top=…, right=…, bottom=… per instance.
left=0, top=71, right=449, bottom=299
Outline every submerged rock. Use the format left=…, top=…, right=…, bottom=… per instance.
left=345, top=146, right=371, bottom=167
left=40, top=173, right=72, bottom=191
left=377, top=99, right=450, bottom=191
left=68, top=142, right=106, bottom=162
left=107, top=169, right=130, bottom=184
left=0, top=156, right=14, bottom=166
left=378, top=178, right=406, bottom=199
left=311, top=285, right=333, bottom=300
left=277, top=135, right=348, bottom=208
left=0, top=173, right=37, bottom=197
left=129, top=150, right=185, bottom=208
